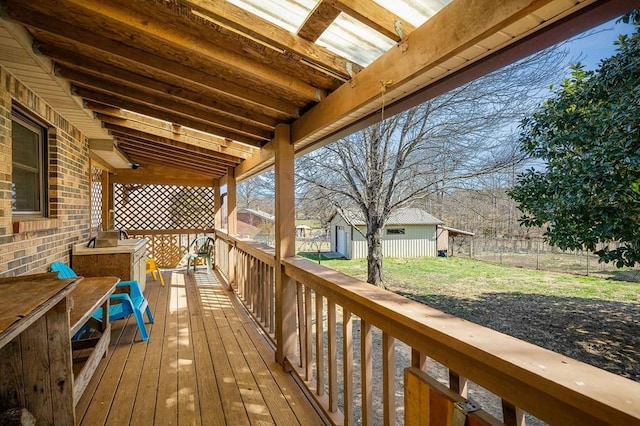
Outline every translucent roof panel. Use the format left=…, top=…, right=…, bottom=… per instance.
left=374, top=0, right=452, bottom=27
left=227, top=0, right=317, bottom=33
left=316, top=12, right=396, bottom=67
left=226, top=0, right=452, bottom=67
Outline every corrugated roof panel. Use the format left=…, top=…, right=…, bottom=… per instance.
left=374, top=0, right=451, bottom=27
left=227, top=0, right=317, bottom=33
left=316, top=12, right=395, bottom=67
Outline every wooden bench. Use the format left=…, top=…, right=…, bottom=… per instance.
left=68, top=276, right=119, bottom=406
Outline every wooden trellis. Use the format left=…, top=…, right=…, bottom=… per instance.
left=114, top=184, right=214, bottom=230
left=90, top=166, right=103, bottom=234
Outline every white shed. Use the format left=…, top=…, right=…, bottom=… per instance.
left=329, top=208, right=443, bottom=260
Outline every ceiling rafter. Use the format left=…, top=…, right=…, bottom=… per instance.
left=5, top=5, right=303, bottom=116
left=298, top=1, right=342, bottom=42
left=181, top=0, right=363, bottom=78
left=116, top=147, right=228, bottom=174
left=15, top=0, right=326, bottom=102
left=61, top=71, right=272, bottom=144
left=51, top=53, right=281, bottom=128
left=125, top=151, right=225, bottom=178
left=77, top=87, right=268, bottom=147
left=84, top=100, right=271, bottom=150
left=116, top=140, right=228, bottom=175
left=99, top=120, right=254, bottom=160
left=111, top=132, right=240, bottom=168
left=329, top=0, right=416, bottom=42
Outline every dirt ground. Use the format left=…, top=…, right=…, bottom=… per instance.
left=389, top=285, right=640, bottom=383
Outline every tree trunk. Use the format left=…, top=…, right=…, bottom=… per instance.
left=366, top=226, right=384, bottom=287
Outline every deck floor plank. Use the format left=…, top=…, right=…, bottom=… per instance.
left=155, top=276, right=180, bottom=425
left=184, top=273, right=226, bottom=426
left=77, top=270, right=323, bottom=425
left=130, top=270, right=170, bottom=425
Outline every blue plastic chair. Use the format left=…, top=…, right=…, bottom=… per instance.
left=50, top=261, right=154, bottom=341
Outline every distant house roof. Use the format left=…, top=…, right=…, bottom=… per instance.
left=336, top=208, right=443, bottom=226
left=238, top=208, right=275, bottom=222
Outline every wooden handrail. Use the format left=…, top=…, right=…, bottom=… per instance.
left=282, top=256, right=640, bottom=425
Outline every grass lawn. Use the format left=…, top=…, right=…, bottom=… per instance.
left=307, top=255, right=640, bottom=382
left=312, top=255, right=640, bottom=302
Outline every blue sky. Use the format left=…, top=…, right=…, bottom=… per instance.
left=564, top=17, right=635, bottom=70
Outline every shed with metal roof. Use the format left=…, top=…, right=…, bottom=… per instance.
left=329, top=207, right=443, bottom=259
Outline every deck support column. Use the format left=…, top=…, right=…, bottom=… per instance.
left=214, top=178, right=221, bottom=229
left=274, top=123, right=296, bottom=366
left=227, top=167, right=237, bottom=288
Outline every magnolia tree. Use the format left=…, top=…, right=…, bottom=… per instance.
left=510, top=16, right=640, bottom=267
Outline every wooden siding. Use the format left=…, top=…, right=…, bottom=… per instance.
left=330, top=216, right=437, bottom=259
left=0, top=65, right=92, bottom=276
left=76, top=269, right=323, bottom=425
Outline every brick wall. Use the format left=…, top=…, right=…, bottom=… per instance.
left=0, top=65, right=91, bottom=276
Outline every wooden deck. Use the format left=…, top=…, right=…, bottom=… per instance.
left=75, top=270, right=324, bottom=425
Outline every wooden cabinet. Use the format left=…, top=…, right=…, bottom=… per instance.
left=0, top=273, right=77, bottom=425
left=72, top=238, right=148, bottom=291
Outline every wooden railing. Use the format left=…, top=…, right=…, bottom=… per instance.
left=218, top=232, right=640, bottom=426
left=126, top=229, right=214, bottom=268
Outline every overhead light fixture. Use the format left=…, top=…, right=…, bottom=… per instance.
left=89, top=139, right=132, bottom=169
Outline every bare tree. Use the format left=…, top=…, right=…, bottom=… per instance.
left=296, top=46, right=569, bottom=287
left=237, top=171, right=275, bottom=212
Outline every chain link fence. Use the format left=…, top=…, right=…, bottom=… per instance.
left=451, top=237, right=640, bottom=281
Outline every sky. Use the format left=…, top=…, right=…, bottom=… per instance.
left=564, top=17, right=636, bottom=71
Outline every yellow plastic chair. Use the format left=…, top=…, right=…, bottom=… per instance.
left=145, top=257, right=165, bottom=286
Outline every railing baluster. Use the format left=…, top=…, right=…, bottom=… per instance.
left=297, top=281, right=305, bottom=369
left=382, top=332, right=396, bottom=426
left=262, top=261, right=268, bottom=325
left=343, top=309, right=353, bottom=425
left=304, top=286, right=312, bottom=381
left=316, top=293, right=325, bottom=396
left=269, top=265, right=275, bottom=335
left=411, top=348, right=427, bottom=371
left=361, top=319, right=372, bottom=426
left=328, top=300, right=337, bottom=412
left=502, top=399, right=526, bottom=426
left=449, top=369, right=468, bottom=398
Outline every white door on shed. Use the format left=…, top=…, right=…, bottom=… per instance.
left=336, top=227, right=347, bottom=256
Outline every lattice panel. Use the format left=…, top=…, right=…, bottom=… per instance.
left=114, top=184, right=215, bottom=230
left=91, top=166, right=103, bottom=234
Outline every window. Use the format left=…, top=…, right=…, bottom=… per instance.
left=387, top=228, right=405, bottom=235
left=12, top=109, right=47, bottom=216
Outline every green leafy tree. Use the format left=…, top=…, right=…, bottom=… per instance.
left=510, top=17, right=640, bottom=267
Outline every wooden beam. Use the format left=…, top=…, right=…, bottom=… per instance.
left=84, top=99, right=270, bottom=149
left=100, top=122, right=251, bottom=161
left=183, top=0, right=361, bottom=78
left=4, top=5, right=301, bottom=116
left=116, top=140, right=229, bottom=175
left=17, top=0, right=325, bottom=102
left=329, top=0, right=415, bottom=42
left=290, top=0, right=559, bottom=148
left=115, top=137, right=233, bottom=172
left=233, top=139, right=276, bottom=182
left=124, top=150, right=225, bottom=177
left=110, top=132, right=241, bottom=168
left=54, top=58, right=279, bottom=129
left=110, top=163, right=215, bottom=186
left=297, top=1, right=341, bottom=42
left=67, top=81, right=271, bottom=146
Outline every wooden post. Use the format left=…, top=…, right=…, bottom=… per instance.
left=214, top=178, right=222, bottom=230
left=227, top=168, right=237, bottom=288
left=273, top=123, right=297, bottom=366
left=100, top=168, right=110, bottom=232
